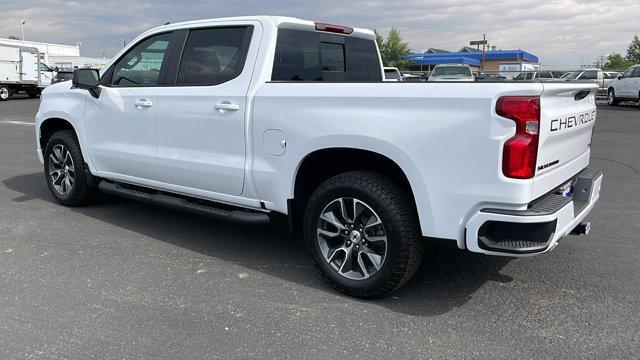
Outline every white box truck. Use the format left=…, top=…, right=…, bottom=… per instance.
left=0, top=44, right=42, bottom=100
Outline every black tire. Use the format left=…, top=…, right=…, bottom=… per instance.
left=607, top=88, right=618, bottom=106
left=43, top=130, right=98, bottom=206
left=27, top=91, right=39, bottom=98
left=303, top=171, right=423, bottom=298
left=0, top=86, right=9, bottom=101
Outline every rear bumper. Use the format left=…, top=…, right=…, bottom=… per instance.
left=465, top=168, right=603, bottom=256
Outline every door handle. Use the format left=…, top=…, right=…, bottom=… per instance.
left=215, top=101, right=240, bottom=112
left=134, top=99, right=153, bottom=109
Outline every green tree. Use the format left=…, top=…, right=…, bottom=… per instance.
left=626, top=35, right=640, bottom=64
left=604, top=53, right=632, bottom=70
left=7, top=35, right=20, bottom=40
left=374, top=29, right=385, bottom=53
left=374, top=27, right=413, bottom=70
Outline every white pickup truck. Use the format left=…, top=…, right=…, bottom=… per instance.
left=35, top=16, right=602, bottom=298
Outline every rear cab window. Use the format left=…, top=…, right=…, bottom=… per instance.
left=271, top=28, right=381, bottom=82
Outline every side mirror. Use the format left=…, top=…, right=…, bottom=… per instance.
left=72, top=68, right=101, bottom=98
left=617, top=75, right=622, bottom=80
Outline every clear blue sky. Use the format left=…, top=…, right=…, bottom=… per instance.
left=2, top=0, right=638, bottom=68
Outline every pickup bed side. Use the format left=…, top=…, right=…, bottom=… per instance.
left=250, top=81, right=598, bottom=249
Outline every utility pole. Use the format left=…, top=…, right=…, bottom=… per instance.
left=470, top=35, right=488, bottom=72
left=20, top=20, right=25, bottom=42
left=482, top=34, right=486, bottom=72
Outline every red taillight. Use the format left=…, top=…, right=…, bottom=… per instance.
left=496, top=96, right=540, bottom=179
left=314, top=22, right=354, bottom=34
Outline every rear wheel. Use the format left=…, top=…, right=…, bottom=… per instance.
left=303, top=171, right=423, bottom=298
left=607, top=88, right=618, bottom=106
left=0, top=86, right=9, bottom=101
left=27, top=90, right=39, bottom=98
left=43, top=130, right=98, bottom=206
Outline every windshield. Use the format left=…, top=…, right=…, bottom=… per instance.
left=565, top=71, right=582, bottom=80
left=431, top=66, right=472, bottom=77
left=39, top=63, right=52, bottom=72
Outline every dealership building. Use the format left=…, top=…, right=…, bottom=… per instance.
left=407, top=47, right=539, bottom=72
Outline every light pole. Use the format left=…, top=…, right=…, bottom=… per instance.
left=20, top=20, right=25, bottom=42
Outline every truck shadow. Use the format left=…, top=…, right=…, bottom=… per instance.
left=3, top=172, right=513, bottom=317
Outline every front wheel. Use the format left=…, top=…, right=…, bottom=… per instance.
left=607, top=89, right=618, bottom=106
left=303, top=171, right=423, bottom=298
left=43, top=130, right=98, bottom=206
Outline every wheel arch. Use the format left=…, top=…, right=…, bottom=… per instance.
left=289, top=144, right=434, bottom=236
left=39, top=117, right=78, bottom=150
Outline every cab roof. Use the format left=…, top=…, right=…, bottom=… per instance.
left=145, top=16, right=376, bottom=40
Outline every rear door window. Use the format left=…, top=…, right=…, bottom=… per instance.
left=272, top=29, right=381, bottom=81
left=176, top=26, right=253, bottom=86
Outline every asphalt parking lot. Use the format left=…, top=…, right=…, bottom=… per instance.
left=0, top=96, right=639, bottom=359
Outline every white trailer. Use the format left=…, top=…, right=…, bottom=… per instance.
left=0, top=44, right=42, bottom=100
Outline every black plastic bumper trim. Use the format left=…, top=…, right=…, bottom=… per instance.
left=481, top=167, right=602, bottom=217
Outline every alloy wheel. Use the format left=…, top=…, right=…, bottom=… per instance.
left=608, top=90, right=615, bottom=105
left=0, top=87, right=9, bottom=100
left=48, top=144, right=75, bottom=195
left=316, top=197, right=387, bottom=280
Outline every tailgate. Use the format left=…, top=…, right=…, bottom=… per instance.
left=533, top=82, right=597, bottom=196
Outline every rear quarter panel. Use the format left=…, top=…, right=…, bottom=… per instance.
left=251, top=82, right=546, bottom=243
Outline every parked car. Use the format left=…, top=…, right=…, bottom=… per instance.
left=606, top=65, right=640, bottom=106
left=564, top=68, right=615, bottom=95
left=36, top=16, right=602, bottom=298
left=401, top=73, right=422, bottom=82
left=559, top=72, right=574, bottom=79
left=0, top=44, right=42, bottom=100
left=383, top=67, right=402, bottom=82
left=474, top=72, right=507, bottom=82
left=51, top=69, right=74, bottom=84
left=513, top=71, right=555, bottom=81
left=604, top=71, right=620, bottom=80
left=427, top=64, right=475, bottom=82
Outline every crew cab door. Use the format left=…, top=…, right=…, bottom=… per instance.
left=633, top=67, right=640, bottom=98
left=616, top=67, right=635, bottom=97
left=155, top=23, right=259, bottom=196
left=84, top=31, right=176, bottom=181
